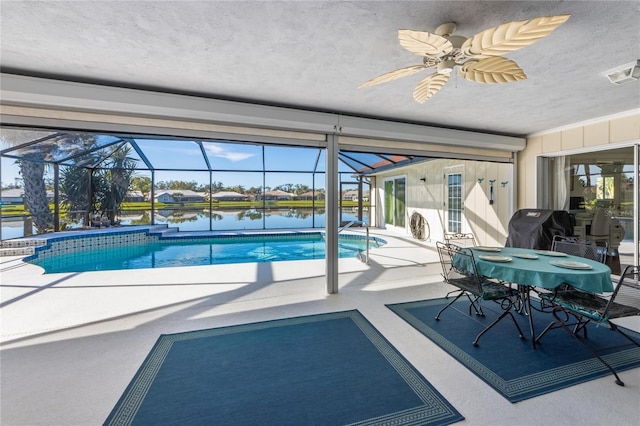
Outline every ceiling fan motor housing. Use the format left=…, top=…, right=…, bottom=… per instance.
left=434, top=22, right=457, bottom=37
left=439, top=34, right=468, bottom=73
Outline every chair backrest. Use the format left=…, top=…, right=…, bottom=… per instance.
left=444, top=232, right=477, bottom=248
left=604, top=265, right=640, bottom=320
left=436, top=241, right=482, bottom=293
left=551, top=235, right=607, bottom=263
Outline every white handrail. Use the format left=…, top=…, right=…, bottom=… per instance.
left=338, top=220, right=370, bottom=264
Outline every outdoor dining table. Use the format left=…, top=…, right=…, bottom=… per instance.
left=459, top=246, right=613, bottom=348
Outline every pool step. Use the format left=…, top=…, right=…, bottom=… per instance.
left=0, top=238, right=47, bottom=257
left=150, top=227, right=180, bottom=237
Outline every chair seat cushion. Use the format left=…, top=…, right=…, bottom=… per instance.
left=447, top=276, right=482, bottom=294
left=553, top=289, right=608, bottom=321
left=546, top=285, right=640, bottom=321
left=481, top=281, right=517, bottom=300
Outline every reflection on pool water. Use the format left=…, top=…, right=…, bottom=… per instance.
left=26, top=230, right=386, bottom=273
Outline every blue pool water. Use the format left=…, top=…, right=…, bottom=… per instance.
left=28, top=233, right=386, bottom=273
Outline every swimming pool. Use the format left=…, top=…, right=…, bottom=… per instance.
left=25, top=230, right=386, bottom=273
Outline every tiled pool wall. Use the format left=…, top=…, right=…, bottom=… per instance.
left=24, top=228, right=384, bottom=264
left=24, top=229, right=348, bottom=261
left=25, top=230, right=156, bottom=262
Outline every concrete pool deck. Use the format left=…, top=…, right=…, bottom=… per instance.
left=1, top=227, right=639, bottom=425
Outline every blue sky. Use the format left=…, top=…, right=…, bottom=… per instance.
left=1, top=139, right=362, bottom=190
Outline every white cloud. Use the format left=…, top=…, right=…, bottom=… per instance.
left=220, top=152, right=255, bottom=162
left=204, top=143, right=255, bottom=162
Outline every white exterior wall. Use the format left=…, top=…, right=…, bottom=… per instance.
left=373, top=159, right=512, bottom=247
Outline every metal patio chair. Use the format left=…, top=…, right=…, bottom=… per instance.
left=443, top=232, right=477, bottom=248
left=436, top=241, right=525, bottom=346
left=537, top=236, right=609, bottom=310
left=538, top=265, right=640, bottom=386
left=442, top=233, right=478, bottom=298
left=551, top=235, right=607, bottom=263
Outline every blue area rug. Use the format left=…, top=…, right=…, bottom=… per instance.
left=104, top=310, right=463, bottom=426
left=387, top=298, right=640, bottom=403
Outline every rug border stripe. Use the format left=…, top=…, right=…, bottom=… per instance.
left=348, top=311, right=463, bottom=422
left=104, top=336, right=174, bottom=426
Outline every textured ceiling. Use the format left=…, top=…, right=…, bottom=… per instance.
left=1, top=1, right=639, bottom=137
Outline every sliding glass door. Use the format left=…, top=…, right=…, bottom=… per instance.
left=545, top=144, right=639, bottom=271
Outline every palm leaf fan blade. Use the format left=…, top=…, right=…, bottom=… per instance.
left=398, top=29, right=453, bottom=56
left=358, top=65, right=426, bottom=88
left=459, top=57, right=526, bottom=84
left=461, top=14, right=570, bottom=56
left=413, top=73, right=449, bottom=103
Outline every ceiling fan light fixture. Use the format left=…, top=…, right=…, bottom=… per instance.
left=437, top=59, right=455, bottom=74
left=605, top=60, right=640, bottom=85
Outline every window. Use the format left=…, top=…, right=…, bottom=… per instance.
left=447, top=172, right=462, bottom=233
left=383, top=177, right=406, bottom=228
left=596, top=176, right=615, bottom=200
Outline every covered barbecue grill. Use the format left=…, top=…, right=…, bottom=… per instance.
left=505, top=209, right=573, bottom=250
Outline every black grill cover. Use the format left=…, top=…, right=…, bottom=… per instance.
left=505, top=209, right=573, bottom=250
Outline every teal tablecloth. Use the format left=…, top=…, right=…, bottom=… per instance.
left=461, top=246, right=613, bottom=293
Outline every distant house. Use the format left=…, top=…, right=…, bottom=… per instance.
left=125, top=191, right=145, bottom=202
left=342, top=190, right=359, bottom=201
left=154, top=190, right=205, bottom=203
left=0, top=188, right=54, bottom=204
left=0, top=188, right=25, bottom=204
left=257, top=190, right=294, bottom=201
left=211, top=191, right=249, bottom=202
left=297, top=191, right=324, bottom=201
left=155, top=192, right=174, bottom=203
left=341, top=190, right=368, bottom=202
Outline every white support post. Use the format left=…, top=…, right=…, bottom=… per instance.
left=325, top=134, right=339, bottom=294
left=634, top=145, right=639, bottom=266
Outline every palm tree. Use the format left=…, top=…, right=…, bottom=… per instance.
left=59, top=165, right=93, bottom=223
left=1, top=129, right=58, bottom=233
left=95, top=146, right=137, bottom=224
left=19, top=160, right=54, bottom=233
left=60, top=144, right=137, bottom=226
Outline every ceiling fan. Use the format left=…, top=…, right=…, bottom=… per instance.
left=358, top=14, right=570, bottom=103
